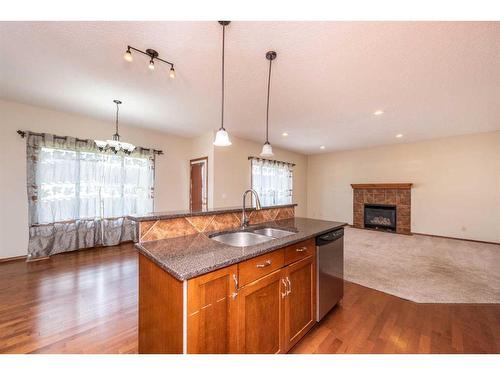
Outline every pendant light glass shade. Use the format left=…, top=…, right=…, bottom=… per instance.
left=260, top=142, right=274, bottom=157
left=213, top=128, right=232, bottom=146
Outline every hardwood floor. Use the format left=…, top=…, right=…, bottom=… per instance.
left=0, top=243, right=498, bottom=354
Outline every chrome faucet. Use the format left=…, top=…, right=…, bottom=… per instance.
left=241, top=189, right=262, bottom=228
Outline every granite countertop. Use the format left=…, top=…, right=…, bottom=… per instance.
left=136, top=217, right=346, bottom=281
left=127, top=203, right=297, bottom=222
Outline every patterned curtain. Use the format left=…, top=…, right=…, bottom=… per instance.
left=25, top=132, right=155, bottom=260
left=251, top=158, right=293, bottom=207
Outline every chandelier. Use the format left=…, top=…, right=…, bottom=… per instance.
left=95, top=100, right=136, bottom=154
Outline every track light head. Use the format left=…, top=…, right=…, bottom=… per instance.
left=123, top=48, right=133, bottom=62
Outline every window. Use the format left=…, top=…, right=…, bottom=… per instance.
left=37, top=147, right=153, bottom=224
left=251, top=158, right=293, bottom=206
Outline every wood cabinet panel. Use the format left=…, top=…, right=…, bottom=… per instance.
left=238, top=249, right=284, bottom=286
left=236, top=268, right=286, bottom=354
left=139, top=254, right=183, bottom=354
left=283, top=255, right=316, bottom=352
left=284, top=239, right=315, bottom=265
left=187, top=265, right=238, bottom=353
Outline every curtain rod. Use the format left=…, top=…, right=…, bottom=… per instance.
left=248, top=156, right=296, bottom=167
left=17, top=130, right=164, bottom=155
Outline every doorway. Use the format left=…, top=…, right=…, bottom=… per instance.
left=190, top=157, right=208, bottom=211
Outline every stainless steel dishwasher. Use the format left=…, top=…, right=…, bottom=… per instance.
left=316, top=227, right=344, bottom=321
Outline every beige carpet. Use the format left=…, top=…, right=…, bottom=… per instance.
left=344, top=227, right=500, bottom=303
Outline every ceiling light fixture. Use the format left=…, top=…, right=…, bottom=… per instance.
left=320, top=145, right=326, bottom=150
left=123, top=45, right=175, bottom=79
left=282, top=132, right=288, bottom=137
left=260, top=51, right=278, bottom=157
left=374, top=110, right=384, bottom=116
left=213, top=21, right=232, bottom=147
left=95, top=100, right=136, bottom=154
left=396, top=134, right=403, bottom=138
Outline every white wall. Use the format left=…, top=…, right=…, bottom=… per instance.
left=213, top=135, right=308, bottom=217
left=307, top=131, right=500, bottom=243
left=0, top=99, right=192, bottom=258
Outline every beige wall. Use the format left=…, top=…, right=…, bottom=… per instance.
left=213, top=135, right=308, bottom=217
left=307, top=131, right=500, bottom=243
left=0, top=99, right=192, bottom=258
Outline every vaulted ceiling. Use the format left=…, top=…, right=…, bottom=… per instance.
left=1, top=21, right=499, bottom=154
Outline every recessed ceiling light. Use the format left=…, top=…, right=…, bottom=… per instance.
left=396, top=134, right=403, bottom=138
left=282, top=132, right=288, bottom=137
left=374, top=110, right=384, bottom=116
left=320, top=145, right=326, bottom=150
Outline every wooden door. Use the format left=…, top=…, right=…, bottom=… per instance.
left=283, top=255, right=316, bottom=352
left=187, top=265, right=238, bottom=353
left=236, top=268, right=286, bottom=354
left=190, top=162, right=203, bottom=211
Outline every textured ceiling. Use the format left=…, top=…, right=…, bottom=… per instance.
left=1, top=21, right=499, bottom=154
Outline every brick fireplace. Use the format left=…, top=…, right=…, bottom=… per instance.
left=351, top=183, right=412, bottom=235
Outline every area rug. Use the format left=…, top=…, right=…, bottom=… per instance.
left=344, top=227, right=500, bottom=303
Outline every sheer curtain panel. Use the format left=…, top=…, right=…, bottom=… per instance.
left=251, top=158, right=293, bottom=207
left=25, top=132, right=155, bottom=260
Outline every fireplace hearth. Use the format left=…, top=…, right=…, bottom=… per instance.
left=364, top=204, right=396, bottom=232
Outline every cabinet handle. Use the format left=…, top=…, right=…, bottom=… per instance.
left=256, top=260, right=272, bottom=268
left=281, top=279, right=288, bottom=298
left=231, top=273, right=238, bottom=300
left=286, top=277, right=292, bottom=295
left=296, top=246, right=307, bottom=252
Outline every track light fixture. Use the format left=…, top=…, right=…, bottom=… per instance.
left=123, top=45, right=175, bottom=78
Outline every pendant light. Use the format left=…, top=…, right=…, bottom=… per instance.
left=213, top=21, right=232, bottom=146
left=260, top=51, right=277, bottom=157
left=95, top=100, right=136, bottom=154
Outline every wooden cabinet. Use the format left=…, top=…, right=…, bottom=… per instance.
left=283, top=255, right=316, bottom=351
left=235, top=244, right=317, bottom=354
left=236, top=269, right=285, bottom=353
left=238, top=248, right=284, bottom=286
left=187, top=265, right=238, bottom=354
left=139, top=239, right=318, bottom=354
left=284, top=239, right=315, bottom=265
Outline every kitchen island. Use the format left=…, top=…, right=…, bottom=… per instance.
left=129, top=205, right=346, bottom=354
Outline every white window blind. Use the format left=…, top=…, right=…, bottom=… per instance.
left=37, top=147, right=153, bottom=224
left=251, top=158, right=293, bottom=206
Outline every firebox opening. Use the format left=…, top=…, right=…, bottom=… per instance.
left=364, top=204, right=397, bottom=232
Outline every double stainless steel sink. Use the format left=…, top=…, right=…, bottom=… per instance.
left=210, top=227, right=295, bottom=247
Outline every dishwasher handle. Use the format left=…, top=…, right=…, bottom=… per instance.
left=316, top=228, right=344, bottom=246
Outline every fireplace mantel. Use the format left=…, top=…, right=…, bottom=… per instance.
left=351, top=183, right=413, bottom=190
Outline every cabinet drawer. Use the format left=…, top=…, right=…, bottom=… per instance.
left=238, top=249, right=284, bottom=286
left=284, top=239, right=315, bottom=265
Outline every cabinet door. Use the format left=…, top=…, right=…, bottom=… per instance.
left=187, top=265, right=238, bottom=353
left=283, top=255, right=316, bottom=352
left=236, top=268, right=286, bottom=354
